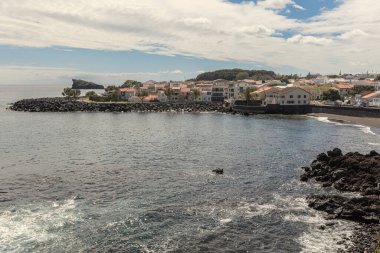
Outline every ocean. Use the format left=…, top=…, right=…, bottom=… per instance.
left=0, top=85, right=379, bottom=252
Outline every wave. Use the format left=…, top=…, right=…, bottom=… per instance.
left=0, top=197, right=82, bottom=252
left=297, top=216, right=354, bottom=253
left=308, top=116, right=379, bottom=136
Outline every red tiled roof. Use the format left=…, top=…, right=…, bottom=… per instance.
left=335, top=83, right=354, bottom=89
left=362, top=92, right=378, bottom=99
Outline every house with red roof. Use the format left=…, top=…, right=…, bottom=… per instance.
left=361, top=92, right=380, bottom=107
left=119, top=88, right=136, bottom=100
left=334, top=83, right=354, bottom=97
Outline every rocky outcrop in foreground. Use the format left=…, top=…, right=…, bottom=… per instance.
left=301, top=148, right=380, bottom=252
left=10, top=98, right=234, bottom=114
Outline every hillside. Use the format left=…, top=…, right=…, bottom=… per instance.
left=195, top=69, right=277, bottom=81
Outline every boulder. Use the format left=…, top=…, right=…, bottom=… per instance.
left=212, top=168, right=224, bottom=175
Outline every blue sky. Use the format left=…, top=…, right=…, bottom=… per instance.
left=0, top=0, right=377, bottom=85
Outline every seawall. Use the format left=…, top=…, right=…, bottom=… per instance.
left=9, top=98, right=233, bottom=114
left=233, top=104, right=380, bottom=118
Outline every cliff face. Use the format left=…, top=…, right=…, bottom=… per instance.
left=72, top=79, right=104, bottom=89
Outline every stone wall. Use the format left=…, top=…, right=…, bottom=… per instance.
left=311, top=105, right=380, bottom=118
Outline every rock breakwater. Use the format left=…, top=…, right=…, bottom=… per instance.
left=301, top=148, right=380, bottom=252
left=10, top=98, right=234, bottom=114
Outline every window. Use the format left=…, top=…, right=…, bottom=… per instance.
left=281, top=96, right=285, bottom=98
left=298, top=95, right=301, bottom=98
left=287, top=101, right=294, bottom=104
left=304, top=95, right=307, bottom=98
left=304, top=100, right=306, bottom=104
left=298, top=101, right=300, bottom=104
left=282, top=101, right=284, bottom=104
left=290, top=95, right=293, bottom=98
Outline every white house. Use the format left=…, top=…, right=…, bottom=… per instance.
left=264, top=87, right=311, bottom=105
left=361, top=92, right=380, bottom=107
left=200, top=91, right=212, bottom=102
left=313, top=76, right=329, bottom=85
left=211, top=86, right=225, bottom=102
left=157, top=90, right=168, bottom=102
left=224, top=85, right=240, bottom=101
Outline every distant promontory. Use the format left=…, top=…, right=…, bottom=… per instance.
left=72, top=79, right=104, bottom=89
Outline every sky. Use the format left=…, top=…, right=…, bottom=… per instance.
left=0, top=0, right=379, bottom=85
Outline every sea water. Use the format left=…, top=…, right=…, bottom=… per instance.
left=0, top=85, right=379, bottom=252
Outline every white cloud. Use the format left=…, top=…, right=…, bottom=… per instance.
left=0, top=0, right=379, bottom=75
left=287, top=34, right=333, bottom=46
left=338, top=29, right=369, bottom=40
left=239, top=25, right=276, bottom=37
left=170, top=70, right=183, bottom=74
left=292, top=4, right=305, bottom=10
left=257, top=0, right=305, bottom=10
left=181, top=17, right=211, bottom=27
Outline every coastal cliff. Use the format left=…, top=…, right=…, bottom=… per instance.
left=301, top=149, right=380, bottom=252
left=9, top=98, right=233, bottom=113
left=72, top=79, right=104, bottom=89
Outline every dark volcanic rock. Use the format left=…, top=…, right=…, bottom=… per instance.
left=302, top=148, right=380, bottom=252
left=9, top=98, right=232, bottom=114
left=307, top=195, right=380, bottom=224
left=301, top=149, right=380, bottom=195
left=212, top=168, right=224, bottom=175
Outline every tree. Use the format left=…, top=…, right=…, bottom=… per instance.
left=105, top=85, right=118, bottom=94
left=192, top=89, right=201, bottom=102
left=164, top=87, right=174, bottom=102
left=85, top=91, right=97, bottom=98
left=244, top=87, right=255, bottom=104
left=321, top=89, right=341, bottom=101
left=137, top=90, right=149, bottom=103
left=236, top=72, right=249, bottom=80
left=109, top=91, right=120, bottom=102
left=62, top=87, right=73, bottom=100
left=72, top=89, right=81, bottom=99
left=121, top=80, right=141, bottom=87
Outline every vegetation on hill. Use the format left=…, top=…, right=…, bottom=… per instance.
left=195, top=69, right=278, bottom=81
left=121, top=80, right=142, bottom=87
left=72, top=79, right=104, bottom=89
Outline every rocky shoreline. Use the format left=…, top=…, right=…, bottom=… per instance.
left=9, top=98, right=235, bottom=114
left=301, top=148, right=380, bottom=252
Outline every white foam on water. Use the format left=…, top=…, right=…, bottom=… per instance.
left=308, top=116, right=380, bottom=137
left=369, top=142, right=380, bottom=146
left=219, top=218, right=232, bottom=224
left=272, top=194, right=309, bottom=211
left=0, top=197, right=82, bottom=253
left=297, top=216, right=354, bottom=253
left=270, top=193, right=355, bottom=253
left=237, top=201, right=277, bottom=218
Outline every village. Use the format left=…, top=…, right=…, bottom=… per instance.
left=80, top=72, right=380, bottom=108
